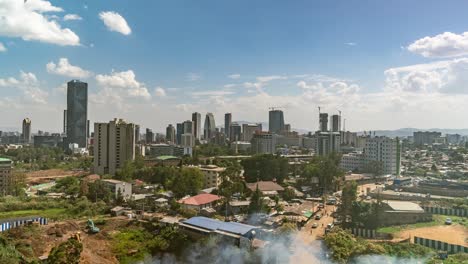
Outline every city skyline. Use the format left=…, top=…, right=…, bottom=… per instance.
left=2, top=1, right=468, bottom=132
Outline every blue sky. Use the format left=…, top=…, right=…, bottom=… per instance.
left=2, top=0, right=468, bottom=132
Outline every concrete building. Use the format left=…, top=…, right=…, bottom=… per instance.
left=276, top=134, right=303, bottom=147
left=66, top=80, right=88, bottom=148
left=341, top=131, right=358, bottom=146
left=204, top=113, right=216, bottom=140
left=181, top=133, right=195, bottom=147
left=146, top=128, right=154, bottom=143
left=165, top=124, right=176, bottom=144
left=94, top=119, right=136, bottom=176
left=242, top=123, right=262, bottom=142
left=225, top=113, right=232, bottom=140
left=63, top=109, right=67, bottom=134
left=176, top=123, right=183, bottom=144
left=413, top=131, right=442, bottom=146
left=149, top=144, right=192, bottom=157
left=0, top=158, right=13, bottom=196
left=22, top=118, right=31, bottom=144
left=33, top=134, right=62, bottom=148
left=364, top=136, right=401, bottom=175
left=192, top=112, right=202, bottom=140
left=251, top=132, right=276, bottom=154
left=269, top=109, right=285, bottom=134
left=178, top=194, right=221, bottom=212
left=230, top=141, right=251, bottom=153
left=340, top=152, right=364, bottom=172
left=102, top=179, right=132, bottom=201
left=199, top=165, right=226, bottom=188
left=284, top=124, right=291, bottom=133
left=230, top=123, right=242, bottom=142
left=381, top=201, right=432, bottom=226
left=183, top=120, right=194, bottom=135
left=315, top=113, right=341, bottom=156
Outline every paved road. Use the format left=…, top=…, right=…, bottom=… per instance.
left=297, top=205, right=336, bottom=243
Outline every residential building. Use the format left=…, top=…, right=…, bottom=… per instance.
left=331, top=114, right=341, bottom=132
left=284, top=124, right=291, bottom=133
left=413, top=131, right=442, bottom=146
left=165, top=124, right=176, bottom=144
left=199, top=165, right=226, bottom=188
left=381, top=201, right=432, bottom=226
left=0, top=158, right=12, bottom=196
left=94, top=119, right=136, bottom=176
left=204, top=113, right=216, bottom=140
left=315, top=113, right=341, bottom=156
left=192, top=112, right=202, bottom=140
left=66, top=80, right=88, bottom=148
left=364, top=136, right=401, bottom=175
left=230, top=141, right=251, bottom=153
left=183, top=120, right=194, bottom=135
left=242, top=123, right=262, bottom=142
left=225, top=113, right=232, bottom=140
left=134, top=125, right=140, bottom=143
left=148, top=144, right=192, bottom=157
left=246, top=181, right=285, bottom=197
left=102, top=179, right=132, bottom=201
left=181, top=133, right=195, bottom=147
left=251, top=132, right=277, bottom=154
left=230, top=123, right=242, bottom=141
left=33, top=134, right=62, bottom=148
left=268, top=109, right=285, bottom=134
left=341, top=131, right=358, bottom=146
left=340, top=152, right=364, bottom=172
left=177, top=194, right=221, bottom=212
left=22, top=118, right=31, bottom=144
left=276, top=134, right=303, bottom=147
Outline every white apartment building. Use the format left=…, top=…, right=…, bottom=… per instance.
left=251, top=133, right=276, bottom=154
left=364, top=136, right=401, bottom=175
left=340, top=152, right=364, bottom=172
left=199, top=165, right=226, bottom=188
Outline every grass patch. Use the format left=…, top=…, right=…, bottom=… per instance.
left=0, top=208, right=68, bottom=220
left=377, top=215, right=467, bottom=234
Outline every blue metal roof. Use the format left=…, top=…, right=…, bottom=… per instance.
left=182, top=216, right=256, bottom=236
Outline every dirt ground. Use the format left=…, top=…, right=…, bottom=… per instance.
left=12, top=217, right=131, bottom=263
left=26, top=169, right=87, bottom=184
left=394, top=224, right=468, bottom=246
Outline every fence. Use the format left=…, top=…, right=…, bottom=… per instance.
left=422, top=206, right=468, bottom=217
left=0, top=216, right=48, bottom=232
left=414, top=236, right=468, bottom=254
left=350, top=228, right=376, bottom=238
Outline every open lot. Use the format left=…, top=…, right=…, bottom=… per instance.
left=26, top=169, right=87, bottom=184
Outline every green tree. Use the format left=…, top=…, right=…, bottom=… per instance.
left=47, top=236, right=83, bottom=264
left=248, top=185, right=268, bottom=214
left=337, top=181, right=357, bottom=227
left=86, top=180, right=112, bottom=202
left=282, top=187, right=296, bottom=201
left=54, top=176, right=80, bottom=196
left=169, top=167, right=204, bottom=198
left=241, top=154, right=289, bottom=183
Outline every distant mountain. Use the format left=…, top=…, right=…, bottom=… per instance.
left=357, top=128, right=468, bottom=137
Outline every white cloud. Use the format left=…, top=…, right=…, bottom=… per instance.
left=187, top=72, right=201, bottom=81
left=0, top=71, right=48, bottom=104
left=228, top=74, right=241, bottom=79
left=46, top=58, right=91, bottom=78
left=154, top=87, right=166, bottom=97
left=0, top=42, right=6, bottom=52
left=95, top=70, right=151, bottom=100
left=256, top=75, right=287, bottom=82
left=191, top=90, right=234, bottom=98
left=384, top=57, right=468, bottom=94
left=63, top=14, right=82, bottom=21
left=224, top=84, right=236, bottom=88
left=345, top=42, right=357, bottom=46
left=99, top=11, right=131, bottom=35
left=0, top=0, right=80, bottom=46
left=408, top=31, right=468, bottom=58
left=243, top=75, right=287, bottom=92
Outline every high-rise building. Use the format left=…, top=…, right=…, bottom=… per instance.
left=183, top=120, right=194, bottom=135
left=22, top=118, right=31, bottom=144
left=146, top=128, right=154, bottom=143
left=269, top=110, right=285, bottom=134
left=94, top=118, right=136, bottom=176
left=204, top=113, right=216, bottom=140
left=176, top=123, right=183, bottom=144
left=319, top=113, right=328, bottom=132
left=331, top=114, right=341, bottom=132
left=224, top=113, right=232, bottom=140
left=251, top=132, right=277, bottom=154
left=0, top=158, right=13, bottom=196
left=364, top=136, right=401, bottom=175
left=166, top=124, right=176, bottom=144
left=66, top=80, right=88, bottom=148
left=242, top=123, right=262, bottom=142
left=315, top=112, right=341, bottom=156
left=192, top=112, right=202, bottom=140
left=63, top=110, right=67, bottom=134
left=413, top=131, right=442, bottom=146
left=181, top=133, right=195, bottom=147
left=284, top=124, right=291, bottom=133
left=229, top=123, right=242, bottom=142
left=135, top=125, right=140, bottom=143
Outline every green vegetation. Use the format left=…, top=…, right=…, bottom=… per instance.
left=0, top=235, right=23, bottom=264
left=377, top=215, right=467, bottom=234
left=0, top=208, right=67, bottom=219
left=241, top=154, right=289, bottom=183
left=299, top=152, right=344, bottom=191
left=324, top=228, right=433, bottom=263
left=111, top=223, right=189, bottom=264
left=248, top=185, right=269, bottom=214
left=47, top=237, right=83, bottom=264
left=427, top=253, right=468, bottom=264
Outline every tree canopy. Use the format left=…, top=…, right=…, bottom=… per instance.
left=241, top=154, right=289, bottom=183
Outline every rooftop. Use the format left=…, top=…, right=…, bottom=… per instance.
left=385, top=201, right=424, bottom=212
left=0, top=157, right=12, bottom=162
left=182, top=216, right=256, bottom=236
left=102, top=179, right=130, bottom=185
left=178, top=193, right=221, bottom=206
left=246, top=181, right=285, bottom=192
left=156, top=155, right=179, bottom=160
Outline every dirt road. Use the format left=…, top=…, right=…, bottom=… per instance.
left=394, top=224, right=468, bottom=246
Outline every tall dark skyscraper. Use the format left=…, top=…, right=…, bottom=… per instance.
left=319, top=113, right=329, bottom=132
left=268, top=109, right=284, bottom=134
left=22, top=118, right=31, bottom=143
left=204, top=113, right=216, bottom=139
left=224, top=113, right=232, bottom=140
left=331, top=114, right=341, bottom=132
left=176, top=123, right=183, bottom=144
left=191, top=112, right=201, bottom=140
left=66, top=80, right=88, bottom=147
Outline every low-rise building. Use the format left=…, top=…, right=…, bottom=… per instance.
left=246, top=181, right=285, bottom=197
left=177, top=193, right=221, bottom=212
left=199, top=165, right=226, bottom=188
left=381, top=201, right=432, bottom=226
left=340, top=152, right=364, bottom=172
left=102, top=179, right=132, bottom=201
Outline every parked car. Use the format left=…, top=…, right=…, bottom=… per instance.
left=315, top=214, right=322, bottom=220
left=445, top=218, right=452, bottom=225
left=327, top=223, right=334, bottom=229
left=318, top=203, right=325, bottom=208
left=311, top=222, right=318, bottom=228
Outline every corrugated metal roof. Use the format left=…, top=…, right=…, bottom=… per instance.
left=386, top=201, right=424, bottom=212
left=182, top=216, right=256, bottom=236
